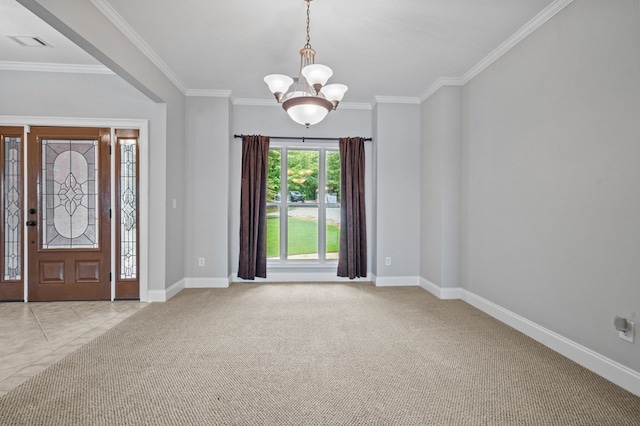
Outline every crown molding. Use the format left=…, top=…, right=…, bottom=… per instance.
left=0, top=61, right=113, bottom=74
left=419, top=0, right=574, bottom=102
left=419, top=77, right=465, bottom=103
left=232, top=98, right=372, bottom=110
left=186, top=89, right=232, bottom=98
left=338, top=102, right=373, bottom=110
left=90, top=0, right=188, bottom=95
left=233, top=98, right=280, bottom=107
left=374, top=96, right=421, bottom=105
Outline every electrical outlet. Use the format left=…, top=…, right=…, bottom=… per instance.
left=619, top=321, right=634, bottom=343
left=385, top=257, right=391, bottom=266
left=198, top=257, right=205, bottom=267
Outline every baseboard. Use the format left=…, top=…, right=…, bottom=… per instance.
left=147, top=279, right=185, bottom=302
left=419, top=278, right=462, bottom=299
left=231, top=272, right=372, bottom=283
left=460, top=289, right=640, bottom=397
left=374, top=276, right=420, bottom=287
left=185, top=277, right=229, bottom=288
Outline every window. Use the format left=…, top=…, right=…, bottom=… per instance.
left=114, top=129, right=139, bottom=299
left=2, top=133, right=22, bottom=281
left=267, top=145, right=340, bottom=262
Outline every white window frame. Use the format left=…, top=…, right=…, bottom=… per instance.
left=268, top=141, right=339, bottom=265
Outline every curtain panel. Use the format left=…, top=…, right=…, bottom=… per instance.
left=338, top=137, right=367, bottom=279
left=238, top=135, right=270, bottom=280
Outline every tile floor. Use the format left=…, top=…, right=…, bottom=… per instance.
left=0, top=299, right=148, bottom=397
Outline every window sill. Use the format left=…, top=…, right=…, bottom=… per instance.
left=267, top=261, right=338, bottom=271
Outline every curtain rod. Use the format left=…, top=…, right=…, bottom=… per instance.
left=234, top=134, right=372, bottom=142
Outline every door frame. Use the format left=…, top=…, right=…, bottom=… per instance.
left=0, top=116, right=149, bottom=302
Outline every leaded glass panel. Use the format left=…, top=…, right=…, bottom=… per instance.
left=3, top=137, right=21, bottom=280
left=41, top=139, right=99, bottom=249
left=120, top=140, right=137, bottom=279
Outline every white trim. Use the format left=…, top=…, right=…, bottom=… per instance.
left=232, top=98, right=278, bottom=107
left=22, top=126, right=29, bottom=302
left=184, top=277, right=229, bottom=288
left=231, top=272, right=372, bottom=283
left=137, top=123, right=150, bottom=302
left=232, top=97, right=373, bottom=110
left=89, top=0, right=188, bottom=94
left=374, top=276, right=420, bottom=287
left=0, top=116, right=147, bottom=128
left=419, top=0, right=574, bottom=102
left=145, top=290, right=165, bottom=302
left=0, top=61, right=113, bottom=75
left=419, top=278, right=462, bottom=299
left=0, top=116, right=149, bottom=303
left=459, top=289, right=640, bottom=397
left=147, top=279, right=184, bottom=302
left=186, top=89, right=232, bottom=98
left=419, top=77, right=465, bottom=103
left=337, top=102, right=374, bottom=110
left=374, top=96, right=421, bottom=105
left=109, top=129, right=116, bottom=301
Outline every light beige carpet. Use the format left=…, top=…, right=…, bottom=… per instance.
left=1, top=283, right=639, bottom=425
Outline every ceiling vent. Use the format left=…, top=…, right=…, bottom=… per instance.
left=7, top=35, right=52, bottom=47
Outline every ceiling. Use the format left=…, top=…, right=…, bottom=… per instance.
left=1, top=0, right=561, bottom=104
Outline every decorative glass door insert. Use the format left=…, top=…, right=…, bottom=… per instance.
left=41, top=139, right=99, bottom=250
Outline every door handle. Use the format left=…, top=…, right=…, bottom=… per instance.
left=26, top=221, right=37, bottom=227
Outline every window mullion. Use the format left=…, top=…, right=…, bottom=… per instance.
left=280, top=147, right=287, bottom=260
left=318, top=148, right=326, bottom=262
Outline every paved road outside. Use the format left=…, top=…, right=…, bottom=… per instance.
left=287, top=205, right=341, bottom=223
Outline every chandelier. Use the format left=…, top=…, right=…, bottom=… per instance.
left=264, top=0, right=348, bottom=127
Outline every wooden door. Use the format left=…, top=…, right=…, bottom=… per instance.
left=27, top=127, right=111, bottom=301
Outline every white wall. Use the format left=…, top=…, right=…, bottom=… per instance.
left=420, top=86, right=462, bottom=291
left=461, top=0, right=640, bottom=372
left=374, top=102, right=421, bottom=285
left=185, top=96, right=231, bottom=286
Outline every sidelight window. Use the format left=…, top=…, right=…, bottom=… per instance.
left=114, top=129, right=139, bottom=299
left=2, top=135, right=22, bottom=280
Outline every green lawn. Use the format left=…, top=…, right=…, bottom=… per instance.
left=267, top=216, right=339, bottom=258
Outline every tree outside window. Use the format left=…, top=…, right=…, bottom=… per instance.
left=266, top=147, right=340, bottom=261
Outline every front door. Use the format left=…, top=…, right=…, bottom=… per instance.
left=27, top=127, right=111, bottom=301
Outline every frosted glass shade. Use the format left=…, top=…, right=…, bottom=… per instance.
left=321, top=84, right=348, bottom=103
left=283, top=96, right=334, bottom=127
left=264, top=74, right=294, bottom=95
left=301, top=64, right=333, bottom=87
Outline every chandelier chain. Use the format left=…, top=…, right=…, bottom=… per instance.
left=304, top=0, right=311, bottom=49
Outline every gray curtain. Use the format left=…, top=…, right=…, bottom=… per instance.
left=337, top=137, right=367, bottom=279
left=238, top=135, right=270, bottom=280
